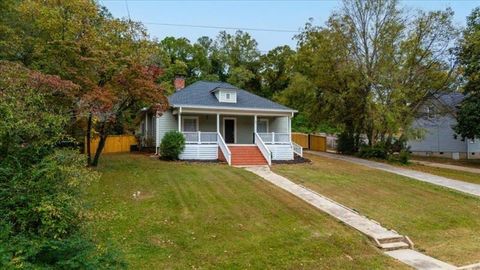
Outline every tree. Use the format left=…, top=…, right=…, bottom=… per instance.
left=212, top=31, right=263, bottom=94
left=290, top=0, right=459, bottom=151
left=455, top=7, right=480, bottom=140
left=0, top=0, right=167, bottom=166
left=260, top=45, right=295, bottom=99
left=80, top=64, right=169, bottom=166
left=0, top=61, right=124, bottom=268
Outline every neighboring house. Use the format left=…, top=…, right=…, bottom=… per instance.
left=408, top=92, right=480, bottom=160
left=139, top=77, right=302, bottom=165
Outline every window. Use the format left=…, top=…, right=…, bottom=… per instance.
left=182, top=117, right=198, bottom=132
left=216, top=89, right=237, bottom=103
left=426, top=105, right=436, bottom=118
left=257, top=119, right=269, bottom=133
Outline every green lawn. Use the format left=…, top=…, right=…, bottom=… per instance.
left=273, top=154, right=480, bottom=266
left=85, top=154, right=404, bottom=269
left=402, top=163, right=480, bottom=185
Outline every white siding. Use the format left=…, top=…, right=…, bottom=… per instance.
left=156, top=110, right=178, bottom=147
left=267, top=144, right=294, bottom=160
left=218, top=90, right=237, bottom=103
left=179, top=145, right=218, bottom=160
left=408, top=115, right=467, bottom=153
left=270, top=116, right=289, bottom=133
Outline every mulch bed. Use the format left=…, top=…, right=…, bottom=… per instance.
left=272, top=154, right=311, bottom=165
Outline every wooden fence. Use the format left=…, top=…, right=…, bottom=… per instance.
left=292, top=133, right=309, bottom=149
left=309, top=134, right=327, bottom=152
left=292, top=132, right=327, bottom=152
left=86, top=135, right=137, bottom=154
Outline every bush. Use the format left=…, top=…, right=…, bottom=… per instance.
left=388, top=149, right=411, bottom=164
left=0, top=62, right=125, bottom=269
left=160, top=131, right=185, bottom=160
left=398, top=149, right=411, bottom=164
left=337, top=132, right=356, bottom=154
left=357, top=144, right=388, bottom=159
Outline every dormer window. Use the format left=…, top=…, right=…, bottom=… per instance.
left=212, top=88, right=237, bottom=103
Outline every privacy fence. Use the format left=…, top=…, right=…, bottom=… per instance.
left=291, top=132, right=328, bottom=152
left=85, top=135, right=137, bottom=154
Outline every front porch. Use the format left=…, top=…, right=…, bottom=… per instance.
left=178, top=114, right=291, bottom=145
left=142, top=108, right=303, bottom=165
left=171, top=110, right=302, bottom=165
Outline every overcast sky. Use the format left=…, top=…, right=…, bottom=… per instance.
left=100, top=0, right=479, bottom=52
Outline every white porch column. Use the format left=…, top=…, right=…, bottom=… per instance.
left=145, top=112, right=148, bottom=136
left=254, top=115, right=257, bottom=133
left=216, top=113, right=220, bottom=133
left=288, top=116, right=292, bottom=142
left=178, top=111, right=182, bottom=131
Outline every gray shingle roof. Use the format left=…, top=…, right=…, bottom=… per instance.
left=168, top=81, right=295, bottom=111
left=435, top=92, right=464, bottom=109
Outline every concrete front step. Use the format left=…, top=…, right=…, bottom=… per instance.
left=378, top=241, right=409, bottom=251
left=378, top=236, right=408, bottom=244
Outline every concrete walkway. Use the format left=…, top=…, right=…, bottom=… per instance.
left=412, top=160, right=480, bottom=174
left=244, top=165, right=458, bottom=270
left=385, top=250, right=456, bottom=270
left=307, top=151, right=480, bottom=198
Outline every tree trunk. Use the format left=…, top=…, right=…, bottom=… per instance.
left=86, top=112, right=92, bottom=166
left=91, top=133, right=107, bottom=167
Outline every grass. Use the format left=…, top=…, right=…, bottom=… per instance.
left=85, top=154, right=405, bottom=269
left=401, top=163, right=480, bottom=185
left=273, top=154, right=480, bottom=266
left=412, top=155, right=480, bottom=169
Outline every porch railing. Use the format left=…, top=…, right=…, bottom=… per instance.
left=257, top=132, right=290, bottom=144
left=292, top=142, right=303, bottom=157
left=254, top=132, right=272, bottom=165
left=183, top=132, right=217, bottom=144
left=217, top=132, right=232, bottom=165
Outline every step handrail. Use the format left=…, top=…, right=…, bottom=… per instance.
left=254, top=132, right=272, bottom=166
left=292, top=142, right=303, bottom=157
left=217, top=132, right=232, bottom=165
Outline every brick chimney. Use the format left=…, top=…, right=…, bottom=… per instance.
left=174, top=75, right=185, bottom=91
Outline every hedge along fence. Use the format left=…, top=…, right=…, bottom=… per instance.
left=85, top=135, right=137, bottom=154
left=292, top=132, right=327, bottom=152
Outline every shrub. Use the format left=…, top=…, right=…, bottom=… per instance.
left=160, top=131, right=185, bottom=160
left=337, top=132, right=356, bottom=154
left=357, top=144, right=388, bottom=159
left=0, top=62, right=125, bottom=269
left=398, top=149, right=411, bottom=164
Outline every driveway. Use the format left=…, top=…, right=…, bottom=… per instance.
left=306, top=151, right=480, bottom=198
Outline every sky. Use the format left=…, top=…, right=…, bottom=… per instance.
left=100, top=0, right=479, bottom=52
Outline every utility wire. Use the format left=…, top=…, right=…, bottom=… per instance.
left=124, top=0, right=132, bottom=21
left=143, top=22, right=300, bottom=33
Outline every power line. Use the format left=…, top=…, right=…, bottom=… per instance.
left=124, top=0, right=132, bottom=21
left=103, top=0, right=331, bottom=2
left=143, top=22, right=300, bottom=33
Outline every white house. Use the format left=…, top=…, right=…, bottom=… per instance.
left=408, top=92, right=480, bottom=160
left=140, top=78, right=302, bottom=165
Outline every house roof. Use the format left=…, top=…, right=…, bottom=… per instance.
left=435, top=92, right=464, bottom=109
left=168, top=81, right=295, bottom=112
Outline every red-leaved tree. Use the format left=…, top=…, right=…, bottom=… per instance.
left=80, top=64, right=168, bottom=166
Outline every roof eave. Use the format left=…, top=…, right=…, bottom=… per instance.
left=171, top=104, right=297, bottom=113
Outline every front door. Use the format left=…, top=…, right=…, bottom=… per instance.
left=224, top=119, right=235, bottom=143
